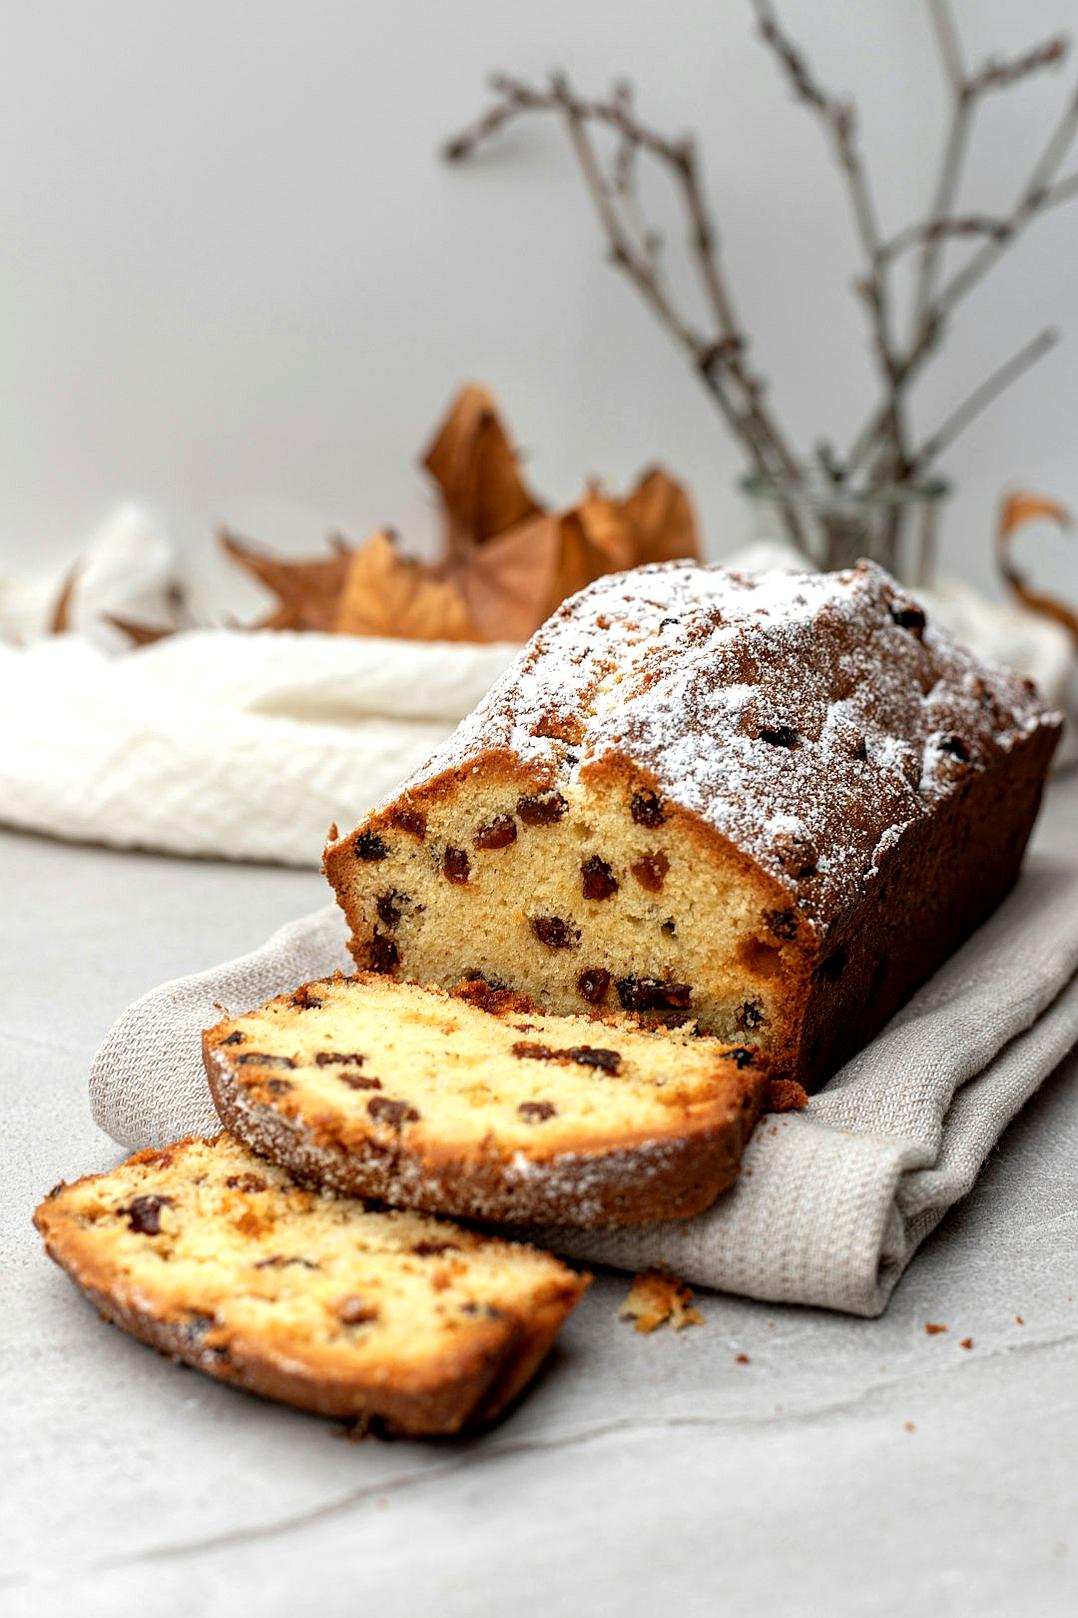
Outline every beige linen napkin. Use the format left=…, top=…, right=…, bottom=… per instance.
left=89, top=858, right=1078, bottom=1317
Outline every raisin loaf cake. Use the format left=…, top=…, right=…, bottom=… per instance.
left=204, top=973, right=766, bottom=1226
left=325, top=560, right=1060, bottom=1084
left=34, top=1134, right=587, bottom=1436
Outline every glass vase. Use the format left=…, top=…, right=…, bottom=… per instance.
left=739, top=469, right=950, bottom=587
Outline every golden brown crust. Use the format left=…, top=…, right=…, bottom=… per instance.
left=202, top=976, right=769, bottom=1228
left=33, top=1136, right=587, bottom=1437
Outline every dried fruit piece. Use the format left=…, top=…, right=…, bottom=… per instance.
left=367, top=1097, right=420, bottom=1127
left=474, top=816, right=517, bottom=851
left=340, top=1072, right=382, bottom=1091
left=126, top=1195, right=171, bottom=1235
left=517, top=791, right=568, bottom=825
left=392, top=808, right=427, bottom=840
left=443, top=847, right=471, bottom=884
left=314, top=1051, right=366, bottom=1067
left=630, top=790, right=666, bottom=827
left=631, top=851, right=669, bottom=892
left=367, top=933, right=399, bottom=974
left=530, top=915, right=579, bottom=950
left=236, top=1053, right=296, bottom=1069
left=723, top=1048, right=755, bottom=1069
left=738, top=1001, right=764, bottom=1030
left=581, top=855, right=618, bottom=900
left=615, top=976, right=691, bottom=1012
left=765, top=909, right=798, bottom=942
left=225, top=1173, right=267, bottom=1192
left=356, top=832, right=389, bottom=862
left=376, top=891, right=407, bottom=929
left=758, top=724, right=800, bottom=748
left=412, top=1240, right=461, bottom=1257
left=220, top=1031, right=245, bottom=1046
left=577, top=967, right=611, bottom=1005
left=511, top=1041, right=621, bottom=1074
left=889, top=602, right=927, bottom=634
left=518, top=1100, right=557, bottom=1122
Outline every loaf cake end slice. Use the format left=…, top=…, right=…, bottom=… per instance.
left=204, top=973, right=767, bottom=1227
left=34, top=1135, right=587, bottom=1436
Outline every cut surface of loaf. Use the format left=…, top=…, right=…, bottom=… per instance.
left=204, top=974, right=766, bottom=1226
left=325, top=560, right=1061, bottom=1085
left=34, top=1134, right=587, bottom=1436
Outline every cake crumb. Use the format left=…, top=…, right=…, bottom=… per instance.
left=620, top=1269, right=704, bottom=1333
left=960, top=1337, right=973, bottom=1350
left=904, top=1421, right=916, bottom=1433
left=924, top=1322, right=948, bottom=1335
left=767, top=1078, right=809, bottom=1113
left=735, top=1352, right=750, bottom=1364
left=1015, top=1315, right=1025, bottom=1326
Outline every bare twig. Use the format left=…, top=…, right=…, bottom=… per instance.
left=910, top=328, right=1058, bottom=473
left=444, top=68, right=803, bottom=487
left=444, top=4, right=1078, bottom=556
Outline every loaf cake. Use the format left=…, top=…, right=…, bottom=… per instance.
left=325, top=560, right=1060, bottom=1085
left=34, top=1134, right=587, bottom=1435
left=204, top=973, right=766, bottom=1226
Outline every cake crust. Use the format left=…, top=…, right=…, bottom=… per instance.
left=34, top=1135, right=587, bottom=1436
left=204, top=974, right=767, bottom=1227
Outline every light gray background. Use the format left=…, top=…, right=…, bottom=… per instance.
left=3, top=0, right=1078, bottom=603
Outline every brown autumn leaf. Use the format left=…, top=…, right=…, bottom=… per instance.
left=996, top=491, right=1078, bottom=642
left=423, top=382, right=544, bottom=552
left=622, top=466, right=700, bottom=567
left=104, top=614, right=177, bottom=647
left=220, top=529, right=355, bottom=632
left=211, top=387, right=701, bottom=644
left=335, top=530, right=479, bottom=641
left=49, top=560, right=81, bottom=634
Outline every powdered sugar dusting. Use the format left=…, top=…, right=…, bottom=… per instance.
left=395, top=560, right=1059, bottom=931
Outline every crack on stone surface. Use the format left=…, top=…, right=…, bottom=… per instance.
left=8, top=1324, right=1078, bottom=1589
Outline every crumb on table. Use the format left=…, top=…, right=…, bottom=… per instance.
left=620, top=1269, right=704, bottom=1334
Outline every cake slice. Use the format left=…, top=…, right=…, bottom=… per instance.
left=34, top=1134, right=587, bottom=1436
left=203, top=973, right=766, bottom=1227
left=324, top=560, right=1060, bottom=1085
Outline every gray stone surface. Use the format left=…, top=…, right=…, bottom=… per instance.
left=3, top=788, right=1077, bottom=1618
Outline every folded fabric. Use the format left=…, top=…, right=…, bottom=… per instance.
left=89, top=854, right=1078, bottom=1317
left=0, top=630, right=514, bottom=866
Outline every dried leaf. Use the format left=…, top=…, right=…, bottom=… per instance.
left=221, top=529, right=355, bottom=632
left=217, top=389, right=700, bottom=644
left=423, top=383, right=543, bottom=552
left=619, top=1269, right=704, bottom=1333
left=49, top=560, right=81, bottom=634
left=620, top=467, right=701, bottom=566
left=105, top=614, right=177, bottom=647
left=996, top=490, right=1078, bottom=642
left=335, top=530, right=479, bottom=641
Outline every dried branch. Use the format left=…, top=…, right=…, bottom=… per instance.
left=444, top=68, right=803, bottom=489
left=910, top=328, right=1058, bottom=473
left=750, top=0, right=911, bottom=477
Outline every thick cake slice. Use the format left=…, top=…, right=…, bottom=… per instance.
left=324, top=560, right=1060, bottom=1085
left=203, top=973, right=766, bottom=1226
left=34, top=1134, right=587, bottom=1436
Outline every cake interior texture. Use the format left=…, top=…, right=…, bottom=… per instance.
left=326, top=561, right=1060, bottom=1085
left=207, top=972, right=759, bottom=1156
left=34, top=1134, right=585, bottom=1432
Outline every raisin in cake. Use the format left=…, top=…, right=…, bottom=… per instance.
left=325, top=560, right=1060, bottom=1085
left=204, top=974, right=766, bottom=1227
left=34, top=1135, right=586, bottom=1436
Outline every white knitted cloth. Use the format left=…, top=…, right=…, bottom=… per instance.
left=89, top=853, right=1078, bottom=1317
